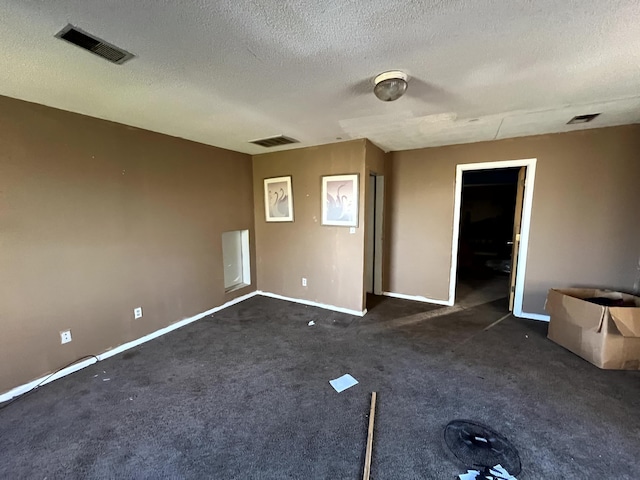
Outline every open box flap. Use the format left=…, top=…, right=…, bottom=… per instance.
left=610, top=308, right=640, bottom=338
left=546, top=289, right=606, bottom=332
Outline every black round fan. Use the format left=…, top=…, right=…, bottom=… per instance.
left=443, top=420, right=521, bottom=476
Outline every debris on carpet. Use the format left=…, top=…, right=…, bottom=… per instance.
left=329, top=374, right=358, bottom=392
left=458, top=464, right=518, bottom=480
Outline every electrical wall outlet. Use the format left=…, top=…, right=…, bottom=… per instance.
left=134, top=307, right=143, bottom=319
left=60, top=330, right=72, bottom=344
left=349, top=227, right=356, bottom=234
left=302, top=277, right=307, bottom=287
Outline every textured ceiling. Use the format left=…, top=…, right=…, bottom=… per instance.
left=1, top=0, right=639, bottom=154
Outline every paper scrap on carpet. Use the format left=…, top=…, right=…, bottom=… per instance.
left=458, top=464, right=517, bottom=480
left=329, top=374, right=358, bottom=393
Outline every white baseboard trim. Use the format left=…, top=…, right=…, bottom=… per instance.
left=516, top=311, right=550, bottom=322
left=1, top=357, right=101, bottom=404
left=382, top=291, right=454, bottom=307
left=256, top=291, right=367, bottom=317
left=98, top=291, right=258, bottom=361
left=0, top=291, right=258, bottom=404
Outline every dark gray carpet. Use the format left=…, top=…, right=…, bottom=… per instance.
left=1, top=295, right=639, bottom=479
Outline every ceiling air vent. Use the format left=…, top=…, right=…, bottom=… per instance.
left=249, top=135, right=299, bottom=148
left=55, top=24, right=134, bottom=65
left=567, top=113, right=600, bottom=125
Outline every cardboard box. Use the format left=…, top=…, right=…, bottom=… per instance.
left=545, top=288, right=640, bottom=370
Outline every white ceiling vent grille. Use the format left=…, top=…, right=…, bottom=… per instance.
left=55, top=24, right=135, bottom=65
left=567, top=113, right=600, bottom=125
left=249, top=135, right=299, bottom=148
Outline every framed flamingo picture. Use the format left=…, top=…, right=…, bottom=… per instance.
left=264, top=176, right=294, bottom=222
left=321, top=174, right=359, bottom=227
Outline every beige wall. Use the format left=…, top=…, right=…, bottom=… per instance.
left=365, top=139, right=387, bottom=177
left=386, top=125, right=640, bottom=315
left=252, top=140, right=367, bottom=313
left=0, top=96, right=255, bottom=393
left=3, top=93, right=638, bottom=393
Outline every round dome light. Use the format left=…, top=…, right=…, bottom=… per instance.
left=373, top=71, right=408, bottom=102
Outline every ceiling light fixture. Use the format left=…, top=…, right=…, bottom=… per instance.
left=373, top=71, right=408, bottom=102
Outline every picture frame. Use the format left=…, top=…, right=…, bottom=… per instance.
left=321, top=174, right=359, bottom=227
left=264, top=176, right=294, bottom=222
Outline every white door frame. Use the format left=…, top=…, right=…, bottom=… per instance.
left=366, top=173, right=385, bottom=296
left=449, top=158, right=546, bottom=320
left=373, top=175, right=384, bottom=295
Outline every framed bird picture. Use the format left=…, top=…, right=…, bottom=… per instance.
left=264, top=176, right=294, bottom=222
left=321, top=174, right=358, bottom=227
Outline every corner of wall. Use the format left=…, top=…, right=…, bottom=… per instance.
left=251, top=140, right=368, bottom=313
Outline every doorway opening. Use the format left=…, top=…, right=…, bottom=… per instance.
left=449, top=159, right=537, bottom=317
left=455, top=168, right=522, bottom=309
left=366, top=173, right=384, bottom=309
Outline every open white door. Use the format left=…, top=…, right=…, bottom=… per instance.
left=508, top=167, right=526, bottom=311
